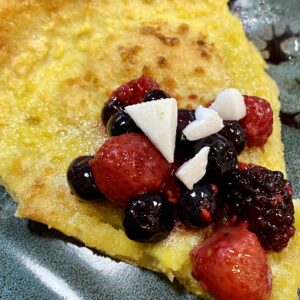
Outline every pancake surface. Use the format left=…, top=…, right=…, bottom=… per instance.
left=0, top=0, right=298, bottom=298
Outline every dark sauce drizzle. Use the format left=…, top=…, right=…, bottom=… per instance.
left=280, top=111, right=300, bottom=129
left=263, top=26, right=300, bottom=65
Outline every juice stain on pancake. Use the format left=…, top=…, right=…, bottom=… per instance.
left=264, top=26, right=300, bottom=65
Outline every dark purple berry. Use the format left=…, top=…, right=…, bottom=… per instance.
left=194, top=134, right=237, bottom=179
left=177, top=183, right=222, bottom=228
left=123, top=193, right=174, bottom=242
left=101, top=100, right=124, bottom=126
left=143, top=89, right=170, bottom=102
left=174, top=140, right=195, bottom=164
left=222, top=166, right=295, bottom=251
left=107, top=111, right=141, bottom=137
left=177, top=109, right=195, bottom=142
left=67, top=156, right=103, bottom=200
left=174, top=110, right=196, bottom=163
left=219, top=121, right=246, bottom=154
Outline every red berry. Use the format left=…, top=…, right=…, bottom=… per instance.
left=89, top=133, right=172, bottom=207
left=160, top=167, right=183, bottom=204
left=109, top=75, right=159, bottom=106
left=239, top=96, right=273, bottom=147
left=190, top=223, right=272, bottom=300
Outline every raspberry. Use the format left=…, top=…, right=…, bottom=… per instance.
left=89, top=133, right=172, bottom=207
left=222, top=165, right=295, bottom=251
left=191, top=223, right=272, bottom=300
left=239, top=96, right=273, bottom=147
left=109, top=75, right=159, bottom=106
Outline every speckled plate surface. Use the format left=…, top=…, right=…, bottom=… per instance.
left=0, top=1, right=299, bottom=299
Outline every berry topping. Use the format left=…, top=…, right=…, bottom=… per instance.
left=222, top=165, right=295, bottom=251
left=67, top=156, right=102, bottom=200
left=191, top=224, right=272, bottom=300
left=219, top=121, right=246, bottom=154
left=109, top=75, right=159, bottom=106
left=239, top=96, right=273, bottom=147
left=194, top=134, right=237, bottom=179
left=89, top=133, right=172, bottom=207
left=101, top=99, right=124, bottom=126
left=183, top=106, right=224, bottom=141
left=177, top=182, right=222, bottom=228
left=160, top=168, right=183, bottom=204
left=175, top=146, right=210, bottom=190
left=143, top=89, right=170, bottom=102
left=107, top=111, right=141, bottom=137
left=125, top=98, right=177, bottom=163
left=123, top=193, right=174, bottom=242
left=176, top=109, right=195, bottom=141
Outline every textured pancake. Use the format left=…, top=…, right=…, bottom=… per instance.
left=0, top=0, right=298, bottom=299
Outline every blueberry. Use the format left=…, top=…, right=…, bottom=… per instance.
left=101, top=99, right=124, bottom=126
left=143, top=89, right=170, bottom=102
left=67, top=156, right=103, bottom=200
left=219, top=121, right=246, bottom=154
left=177, top=182, right=222, bottom=228
left=194, top=134, right=237, bottom=179
left=107, top=111, right=142, bottom=136
left=123, top=193, right=174, bottom=242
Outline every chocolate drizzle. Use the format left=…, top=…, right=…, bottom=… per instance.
left=280, top=111, right=300, bottom=129
left=263, top=26, right=300, bottom=65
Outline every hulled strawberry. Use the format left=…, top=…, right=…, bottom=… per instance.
left=191, top=223, right=272, bottom=300
left=89, top=133, right=172, bottom=207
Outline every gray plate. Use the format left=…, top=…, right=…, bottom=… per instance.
left=1, top=0, right=299, bottom=299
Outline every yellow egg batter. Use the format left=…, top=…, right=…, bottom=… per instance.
left=0, top=0, right=298, bottom=299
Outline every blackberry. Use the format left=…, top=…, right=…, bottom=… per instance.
left=67, top=156, right=103, bottom=200
left=107, top=111, right=141, bottom=136
left=101, top=99, right=123, bottom=126
left=194, top=134, right=237, bottom=179
left=143, top=89, right=170, bottom=102
left=123, top=193, right=174, bottom=242
left=219, top=121, right=246, bottom=154
left=222, top=165, right=295, bottom=251
left=177, top=183, right=222, bottom=228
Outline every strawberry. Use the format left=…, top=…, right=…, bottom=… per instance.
left=89, top=133, right=172, bottom=207
left=190, top=223, right=272, bottom=300
left=109, top=75, right=159, bottom=106
left=239, top=96, right=273, bottom=147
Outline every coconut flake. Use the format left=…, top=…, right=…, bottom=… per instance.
left=175, top=146, right=210, bottom=190
left=210, top=88, right=246, bottom=121
left=125, top=98, right=177, bottom=163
